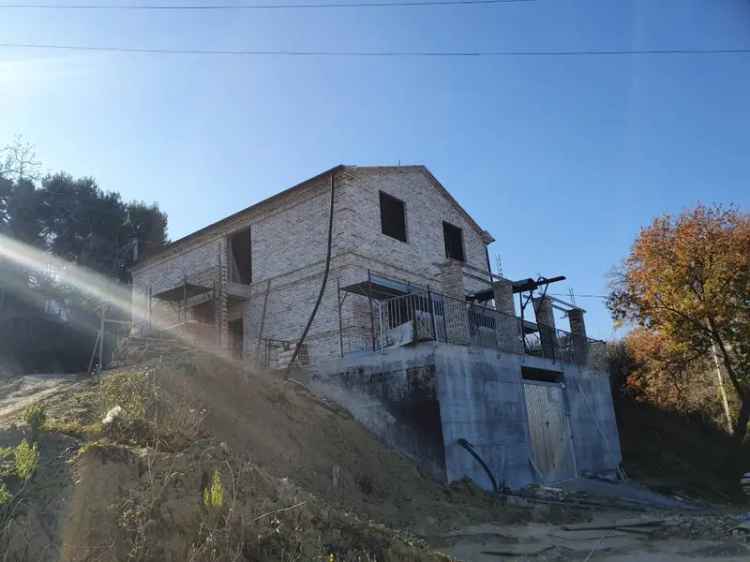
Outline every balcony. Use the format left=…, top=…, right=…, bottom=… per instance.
left=341, top=290, right=606, bottom=370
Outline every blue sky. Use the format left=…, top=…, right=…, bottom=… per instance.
left=1, top=0, right=749, bottom=339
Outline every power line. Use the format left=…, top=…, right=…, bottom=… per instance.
left=549, top=293, right=609, bottom=300
left=0, top=0, right=532, bottom=9
left=1, top=42, right=749, bottom=57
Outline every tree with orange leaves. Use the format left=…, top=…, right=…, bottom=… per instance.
left=620, top=327, right=728, bottom=423
left=610, top=204, right=750, bottom=447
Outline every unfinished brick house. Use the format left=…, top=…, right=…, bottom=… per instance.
left=131, top=165, right=496, bottom=363
left=131, top=165, right=621, bottom=490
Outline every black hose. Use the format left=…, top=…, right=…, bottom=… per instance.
left=287, top=172, right=335, bottom=372
left=457, top=438, right=499, bottom=494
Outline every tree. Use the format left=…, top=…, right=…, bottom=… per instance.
left=618, top=327, right=730, bottom=425
left=0, top=136, right=41, bottom=181
left=39, top=173, right=168, bottom=278
left=609, top=204, right=750, bottom=448
left=0, top=136, right=43, bottom=239
left=0, top=138, right=170, bottom=373
left=120, top=201, right=169, bottom=279
left=0, top=175, right=47, bottom=314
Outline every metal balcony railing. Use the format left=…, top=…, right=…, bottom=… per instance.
left=358, top=291, right=605, bottom=368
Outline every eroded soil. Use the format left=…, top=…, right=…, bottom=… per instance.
left=1, top=357, right=749, bottom=561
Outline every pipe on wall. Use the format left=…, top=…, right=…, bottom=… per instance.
left=287, top=171, right=336, bottom=371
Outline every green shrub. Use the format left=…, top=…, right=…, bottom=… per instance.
left=203, top=469, right=224, bottom=509
left=0, top=448, right=11, bottom=479
left=14, top=440, right=39, bottom=481
left=98, top=371, right=149, bottom=420
left=23, top=403, right=47, bottom=438
left=0, top=482, right=11, bottom=506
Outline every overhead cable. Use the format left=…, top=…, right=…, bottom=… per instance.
left=2, top=42, right=749, bottom=57
left=0, top=0, right=532, bottom=9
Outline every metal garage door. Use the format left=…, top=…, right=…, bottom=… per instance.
left=523, top=382, right=577, bottom=483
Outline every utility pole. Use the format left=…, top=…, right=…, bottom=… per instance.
left=712, top=342, right=733, bottom=434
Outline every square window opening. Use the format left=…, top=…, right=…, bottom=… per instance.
left=443, top=221, right=465, bottom=261
left=379, top=191, right=407, bottom=242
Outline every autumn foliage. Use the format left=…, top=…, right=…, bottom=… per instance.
left=610, top=204, right=750, bottom=447
left=617, top=328, right=730, bottom=424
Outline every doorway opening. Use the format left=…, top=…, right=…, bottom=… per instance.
left=229, top=228, right=251, bottom=284
left=523, top=381, right=576, bottom=483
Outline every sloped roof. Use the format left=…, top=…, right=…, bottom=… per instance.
left=132, top=164, right=492, bottom=272
left=410, top=165, right=494, bottom=243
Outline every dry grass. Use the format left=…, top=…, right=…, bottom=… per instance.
left=0, top=352, right=526, bottom=561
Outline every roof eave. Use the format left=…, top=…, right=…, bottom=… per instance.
left=130, top=164, right=344, bottom=273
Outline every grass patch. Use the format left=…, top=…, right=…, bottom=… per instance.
left=203, top=469, right=225, bottom=510
left=0, top=482, right=10, bottom=506
left=98, top=370, right=150, bottom=421
left=23, top=403, right=47, bottom=440
left=13, top=440, right=39, bottom=481
left=45, top=418, right=102, bottom=439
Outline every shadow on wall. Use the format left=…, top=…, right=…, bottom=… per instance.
left=310, top=366, right=447, bottom=482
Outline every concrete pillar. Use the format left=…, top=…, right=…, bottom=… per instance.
left=493, top=278, right=522, bottom=353
left=439, top=260, right=469, bottom=345
left=533, top=296, right=558, bottom=359
left=568, top=308, right=588, bottom=365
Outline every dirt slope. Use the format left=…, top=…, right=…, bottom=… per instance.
left=0, top=351, right=530, bottom=561
left=2, top=351, right=747, bottom=562
left=153, top=352, right=525, bottom=534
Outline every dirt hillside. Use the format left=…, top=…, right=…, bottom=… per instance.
left=0, top=350, right=533, bottom=562
left=151, top=352, right=528, bottom=533
left=3, top=350, right=746, bottom=562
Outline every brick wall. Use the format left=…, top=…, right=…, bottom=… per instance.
left=342, top=167, right=490, bottom=293
left=131, top=239, right=223, bottom=334
left=131, top=166, right=492, bottom=364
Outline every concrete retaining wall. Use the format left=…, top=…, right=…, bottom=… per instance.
left=565, top=367, right=622, bottom=476
left=434, top=347, right=535, bottom=489
left=311, top=345, right=446, bottom=481
left=315, top=343, right=622, bottom=491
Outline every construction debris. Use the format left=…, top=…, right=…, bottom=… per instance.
left=101, top=405, right=122, bottom=425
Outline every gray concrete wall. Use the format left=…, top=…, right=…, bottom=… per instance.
left=434, top=347, right=536, bottom=490
left=311, top=344, right=447, bottom=481
left=436, top=349, right=623, bottom=489
left=315, top=343, right=622, bottom=492
left=565, top=366, right=623, bottom=477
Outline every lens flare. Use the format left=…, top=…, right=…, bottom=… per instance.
left=0, top=233, right=227, bottom=360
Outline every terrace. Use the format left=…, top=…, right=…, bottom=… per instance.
left=338, top=271, right=606, bottom=370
